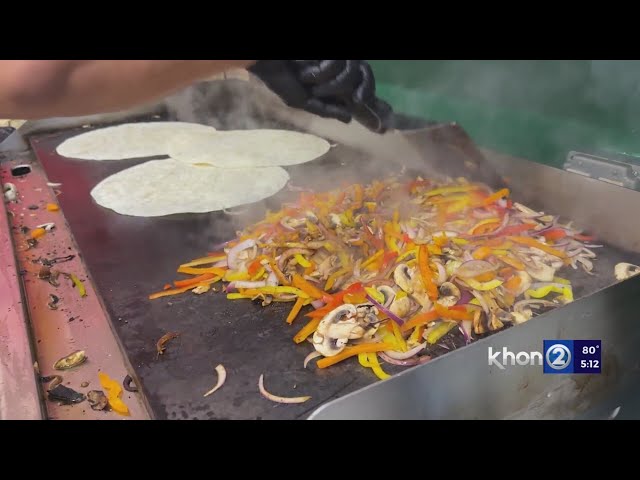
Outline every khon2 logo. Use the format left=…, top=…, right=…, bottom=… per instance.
left=488, top=339, right=601, bottom=374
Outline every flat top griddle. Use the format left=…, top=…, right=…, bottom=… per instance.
left=27, top=119, right=640, bottom=420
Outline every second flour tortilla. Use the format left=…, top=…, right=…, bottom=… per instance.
left=91, top=159, right=290, bottom=217
left=167, top=129, right=331, bottom=168
left=56, top=122, right=218, bottom=160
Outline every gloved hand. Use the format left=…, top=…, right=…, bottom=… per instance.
left=248, top=60, right=393, bottom=133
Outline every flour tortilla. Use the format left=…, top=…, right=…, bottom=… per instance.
left=90, top=159, right=290, bottom=217
left=56, top=122, right=218, bottom=160
left=167, top=129, right=331, bottom=168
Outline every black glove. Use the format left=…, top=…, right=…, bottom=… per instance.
left=248, top=60, right=393, bottom=133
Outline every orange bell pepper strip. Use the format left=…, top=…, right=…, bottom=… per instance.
left=418, top=245, right=438, bottom=300
left=317, top=343, right=395, bottom=369
left=400, top=310, right=439, bottom=333
left=473, top=246, right=493, bottom=260
left=177, top=266, right=226, bottom=276
left=293, top=317, right=322, bottom=343
left=292, top=274, right=326, bottom=299
left=286, top=297, right=306, bottom=324
left=481, top=188, right=510, bottom=206
left=495, top=254, right=526, bottom=270
left=507, top=236, right=567, bottom=258
left=434, top=303, right=474, bottom=321
left=98, top=372, right=129, bottom=416
left=504, top=275, right=522, bottom=292
left=173, top=273, right=215, bottom=288
left=573, top=233, right=596, bottom=242
left=31, top=228, right=46, bottom=239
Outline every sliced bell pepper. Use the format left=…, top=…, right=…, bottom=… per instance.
left=468, top=218, right=501, bottom=235
left=526, top=285, right=564, bottom=298
left=251, top=267, right=266, bottom=281
left=324, top=268, right=350, bottom=291
left=400, top=309, right=439, bottom=333
left=286, top=297, right=306, bottom=324
left=67, top=273, right=87, bottom=297
left=150, top=285, right=194, bottom=300
left=434, top=303, right=474, bottom=321
left=98, top=372, right=129, bottom=416
left=292, top=274, right=326, bottom=299
left=242, top=286, right=310, bottom=298
left=177, top=266, right=226, bottom=276
left=482, top=188, right=510, bottom=206
left=464, top=278, right=504, bottom=291
left=317, top=342, right=395, bottom=369
left=504, top=275, right=522, bottom=292
left=367, top=352, right=391, bottom=380
left=418, top=245, right=438, bottom=300
left=392, top=320, right=407, bottom=352
left=31, top=228, right=46, bottom=239
left=573, top=233, right=596, bottom=242
left=473, top=246, right=493, bottom=260
left=426, top=321, right=456, bottom=344
left=46, top=203, right=60, bottom=212
left=268, top=259, right=290, bottom=286
left=541, top=228, right=567, bottom=242
left=507, top=236, right=567, bottom=258
left=174, top=273, right=215, bottom=288
left=364, top=286, right=385, bottom=304
left=408, top=325, right=425, bottom=345
left=224, top=270, right=251, bottom=281
left=362, top=249, right=385, bottom=269
left=358, top=352, right=373, bottom=367
left=294, top=317, right=322, bottom=344
left=380, top=251, right=398, bottom=271
left=180, top=255, right=226, bottom=268
left=426, top=185, right=479, bottom=197
left=495, top=254, right=526, bottom=271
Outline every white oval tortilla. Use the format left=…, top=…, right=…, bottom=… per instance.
left=56, top=122, right=218, bottom=160
left=90, top=159, right=290, bottom=217
left=167, top=129, right=331, bottom=168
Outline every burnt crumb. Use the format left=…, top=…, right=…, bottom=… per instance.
left=19, top=226, right=28, bottom=234
left=68, top=317, right=75, bottom=322
left=27, top=205, right=38, bottom=210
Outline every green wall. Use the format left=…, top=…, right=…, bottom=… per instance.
left=370, top=61, right=640, bottom=169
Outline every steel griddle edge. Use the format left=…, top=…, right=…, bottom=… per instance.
left=26, top=115, right=640, bottom=420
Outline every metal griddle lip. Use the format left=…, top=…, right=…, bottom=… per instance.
left=25, top=116, right=640, bottom=420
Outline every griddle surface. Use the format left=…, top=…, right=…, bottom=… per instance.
left=29, top=123, right=640, bottom=420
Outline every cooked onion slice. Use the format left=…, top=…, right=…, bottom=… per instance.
left=203, top=364, right=227, bottom=397
left=304, top=351, right=322, bottom=368
left=258, top=374, right=311, bottom=404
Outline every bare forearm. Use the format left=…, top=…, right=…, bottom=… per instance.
left=0, top=60, right=255, bottom=119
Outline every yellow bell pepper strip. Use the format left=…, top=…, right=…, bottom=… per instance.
left=31, top=228, right=46, bottom=239
left=426, top=321, right=456, bottom=344
left=180, top=255, right=226, bottom=268
left=400, top=310, right=439, bottom=333
left=392, top=321, right=408, bottom=352
left=408, top=325, right=425, bottom=345
left=464, top=278, right=504, bottom=291
left=66, top=273, right=87, bottom=297
left=247, top=256, right=267, bottom=276
left=317, top=342, right=395, bottom=369
left=98, top=372, right=129, bottom=416
left=418, top=245, right=439, bottom=300
left=241, top=286, right=310, bottom=298
left=367, top=352, right=391, bottom=380
left=365, top=286, right=385, bottom=304
left=294, top=253, right=311, bottom=268
left=526, top=285, right=565, bottom=298
left=362, top=249, right=385, bottom=269
left=303, top=260, right=317, bottom=276
left=562, top=285, right=574, bottom=302
left=398, top=248, right=418, bottom=262
left=482, top=188, right=510, bottom=206
left=46, top=203, right=60, bottom=212
left=452, top=238, right=469, bottom=245
left=294, top=317, right=322, bottom=344
left=292, top=274, right=326, bottom=299
left=268, top=258, right=290, bottom=286
left=251, top=268, right=266, bottom=281
left=177, top=266, right=226, bottom=276
left=364, top=201, right=377, bottom=212
left=223, top=270, right=251, bottom=281
left=173, top=273, right=215, bottom=288
left=553, top=276, right=571, bottom=285
left=286, top=297, right=306, bottom=324
left=150, top=285, right=194, bottom=300
left=324, top=268, right=350, bottom=291
left=507, top=236, right=567, bottom=259
left=358, top=352, right=373, bottom=367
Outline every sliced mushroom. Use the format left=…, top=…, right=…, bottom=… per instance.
left=512, top=311, right=532, bottom=324
left=377, top=286, right=396, bottom=308
left=488, top=312, right=505, bottom=331
left=389, top=295, right=412, bottom=318
left=514, top=271, right=532, bottom=296
left=313, top=304, right=358, bottom=357
left=438, top=282, right=460, bottom=307
left=329, top=213, right=342, bottom=228
left=394, top=264, right=414, bottom=294
left=473, top=309, right=486, bottom=335
left=615, top=263, right=640, bottom=281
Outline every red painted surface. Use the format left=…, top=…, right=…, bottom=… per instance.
left=0, top=155, right=151, bottom=420
left=0, top=178, right=43, bottom=420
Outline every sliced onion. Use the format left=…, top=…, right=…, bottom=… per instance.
left=472, top=208, right=498, bottom=219
left=258, top=374, right=311, bottom=404
left=277, top=248, right=313, bottom=270
left=366, top=294, right=405, bottom=326
left=203, top=364, right=226, bottom=397
left=457, top=290, right=473, bottom=305
left=303, top=351, right=322, bottom=368
left=213, top=260, right=228, bottom=268
left=434, top=261, right=447, bottom=285
left=227, top=239, right=256, bottom=270
left=460, top=320, right=473, bottom=343
left=470, top=289, right=490, bottom=314
left=266, top=271, right=278, bottom=287
left=384, top=343, right=426, bottom=360
left=311, top=299, right=325, bottom=309
left=379, top=352, right=431, bottom=366
left=456, top=260, right=498, bottom=279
